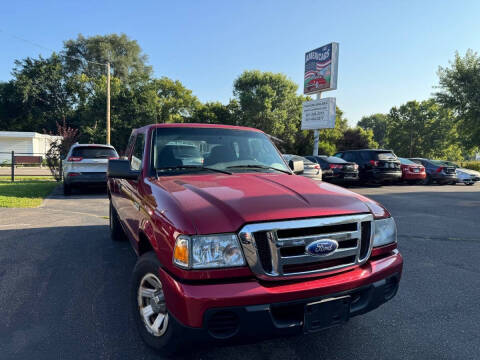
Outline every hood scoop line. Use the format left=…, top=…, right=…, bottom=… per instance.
left=253, top=174, right=311, bottom=206
left=181, top=183, right=243, bottom=229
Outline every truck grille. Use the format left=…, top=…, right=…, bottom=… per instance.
left=238, top=214, right=374, bottom=280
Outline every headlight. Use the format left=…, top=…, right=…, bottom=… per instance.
left=373, top=217, right=397, bottom=247
left=173, top=234, right=245, bottom=269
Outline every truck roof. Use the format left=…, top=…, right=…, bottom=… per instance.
left=135, top=123, right=264, bottom=133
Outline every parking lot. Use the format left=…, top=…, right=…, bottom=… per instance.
left=1, top=184, right=479, bottom=360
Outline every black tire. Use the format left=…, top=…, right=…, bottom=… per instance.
left=424, top=175, right=433, bottom=185
left=109, top=199, right=127, bottom=241
left=63, top=182, right=72, bottom=195
left=131, top=252, right=183, bottom=355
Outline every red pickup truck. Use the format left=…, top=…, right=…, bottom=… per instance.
left=107, top=123, right=402, bottom=353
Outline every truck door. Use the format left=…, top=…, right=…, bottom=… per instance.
left=115, top=133, right=145, bottom=243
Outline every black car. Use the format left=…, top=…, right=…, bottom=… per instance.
left=305, top=155, right=359, bottom=184
left=334, top=149, right=402, bottom=184
left=409, top=158, right=457, bottom=185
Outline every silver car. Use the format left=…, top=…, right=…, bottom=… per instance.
left=62, top=143, right=119, bottom=195
left=283, top=154, right=322, bottom=180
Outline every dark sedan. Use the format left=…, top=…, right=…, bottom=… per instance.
left=409, top=158, right=457, bottom=185
left=305, top=155, right=359, bottom=184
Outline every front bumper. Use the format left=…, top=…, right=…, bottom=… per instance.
left=158, top=250, right=403, bottom=337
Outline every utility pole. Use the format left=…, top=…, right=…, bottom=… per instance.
left=106, top=62, right=111, bottom=145
left=312, top=93, right=322, bottom=156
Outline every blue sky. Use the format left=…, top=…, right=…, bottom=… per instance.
left=1, top=0, right=480, bottom=124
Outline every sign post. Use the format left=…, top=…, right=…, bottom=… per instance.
left=303, top=42, right=339, bottom=156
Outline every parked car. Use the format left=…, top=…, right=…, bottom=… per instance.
left=398, top=157, right=426, bottom=184
left=305, top=155, right=359, bottom=184
left=62, top=143, right=119, bottom=195
left=334, top=149, right=402, bottom=184
left=107, top=124, right=402, bottom=354
left=283, top=154, right=322, bottom=180
left=441, top=161, right=479, bottom=185
left=409, top=158, right=457, bottom=185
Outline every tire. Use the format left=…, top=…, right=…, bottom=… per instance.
left=63, top=182, right=72, bottom=195
left=109, top=199, right=127, bottom=241
left=131, top=252, right=182, bottom=355
left=424, top=175, right=433, bottom=185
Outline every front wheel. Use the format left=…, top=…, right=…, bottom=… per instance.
left=131, top=252, right=182, bottom=354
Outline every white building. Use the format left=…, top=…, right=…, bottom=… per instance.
left=0, top=131, right=63, bottom=163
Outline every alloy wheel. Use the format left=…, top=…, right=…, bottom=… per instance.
left=137, top=273, right=169, bottom=337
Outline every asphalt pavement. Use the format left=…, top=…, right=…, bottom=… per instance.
left=0, top=183, right=479, bottom=360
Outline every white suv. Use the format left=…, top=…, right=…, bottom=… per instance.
left=62, top=143, right=119, bottom=195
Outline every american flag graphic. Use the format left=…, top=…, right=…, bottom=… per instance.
left=316, top=59, right=331, bottom=70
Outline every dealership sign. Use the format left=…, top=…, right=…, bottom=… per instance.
left=304, top=42, right=339, bottom=94
left=301, top=97, right=336, bottom=130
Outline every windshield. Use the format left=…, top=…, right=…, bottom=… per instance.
left=152, top=127, right=289, bottom=174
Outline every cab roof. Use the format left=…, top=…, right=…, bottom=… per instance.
left=134, top=123, right=264, bottom=133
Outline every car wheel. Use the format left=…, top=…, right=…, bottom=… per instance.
left=63, top=182, right=72, bottom=195
left=424, top=176, right=433, bottom=185
left=131, top=252, right=182, bottom=355
left=109, top=200, right=127, bottom=241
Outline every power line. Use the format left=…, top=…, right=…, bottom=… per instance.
left=0, top=29, right=107, bottom=66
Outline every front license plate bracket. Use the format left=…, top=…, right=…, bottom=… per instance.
left=304, top=295, right=351, bottom=333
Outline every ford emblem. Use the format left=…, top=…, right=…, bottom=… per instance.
left=305, top=239, right=338, bottom=257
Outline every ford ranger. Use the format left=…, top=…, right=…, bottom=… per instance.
left=107, top=123, right=403, bottom=353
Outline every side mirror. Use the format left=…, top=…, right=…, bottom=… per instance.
left=108, top=159, right=140, bottom=180
left=289, top=160, right=304, bottom=174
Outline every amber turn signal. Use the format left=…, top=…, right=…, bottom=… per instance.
left=173, top=236, right=189, bottom=268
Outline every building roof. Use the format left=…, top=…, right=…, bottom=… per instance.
left=0, top=131, right=62, bottom=139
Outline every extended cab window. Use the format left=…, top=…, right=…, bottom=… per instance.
left=131, top=134, right=145, bottom=171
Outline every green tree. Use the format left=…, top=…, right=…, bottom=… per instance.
left=233, top=70, right=304, bottom=153
left=357, top=113, right=388, bottom=147
left=63, top=33, right=152, bottom=81
left=8, top=54, right=76, bottom=133
left=387, top=99, right=462, bottom=160
left=435, top=50, right=480, bottom=149
left=336, top=127, right=378, bottom=151
left=191, top=100, right=240, bottom=125
left=152, top=77, right=200, bottom=124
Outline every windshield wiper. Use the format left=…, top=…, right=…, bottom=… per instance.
left=156, top=165, right=232, bottom=175
left=226, top=165, right=292, bottom=174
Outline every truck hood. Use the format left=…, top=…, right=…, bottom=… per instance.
left=150, top=173, right=373, bottom=234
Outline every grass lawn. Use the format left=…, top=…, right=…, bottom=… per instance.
left=0, top=176, right=58, bottom=208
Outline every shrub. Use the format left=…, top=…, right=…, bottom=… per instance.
left=460, top=161, right=480, bottom=171
left=46, top=120, right=79, bottom=181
